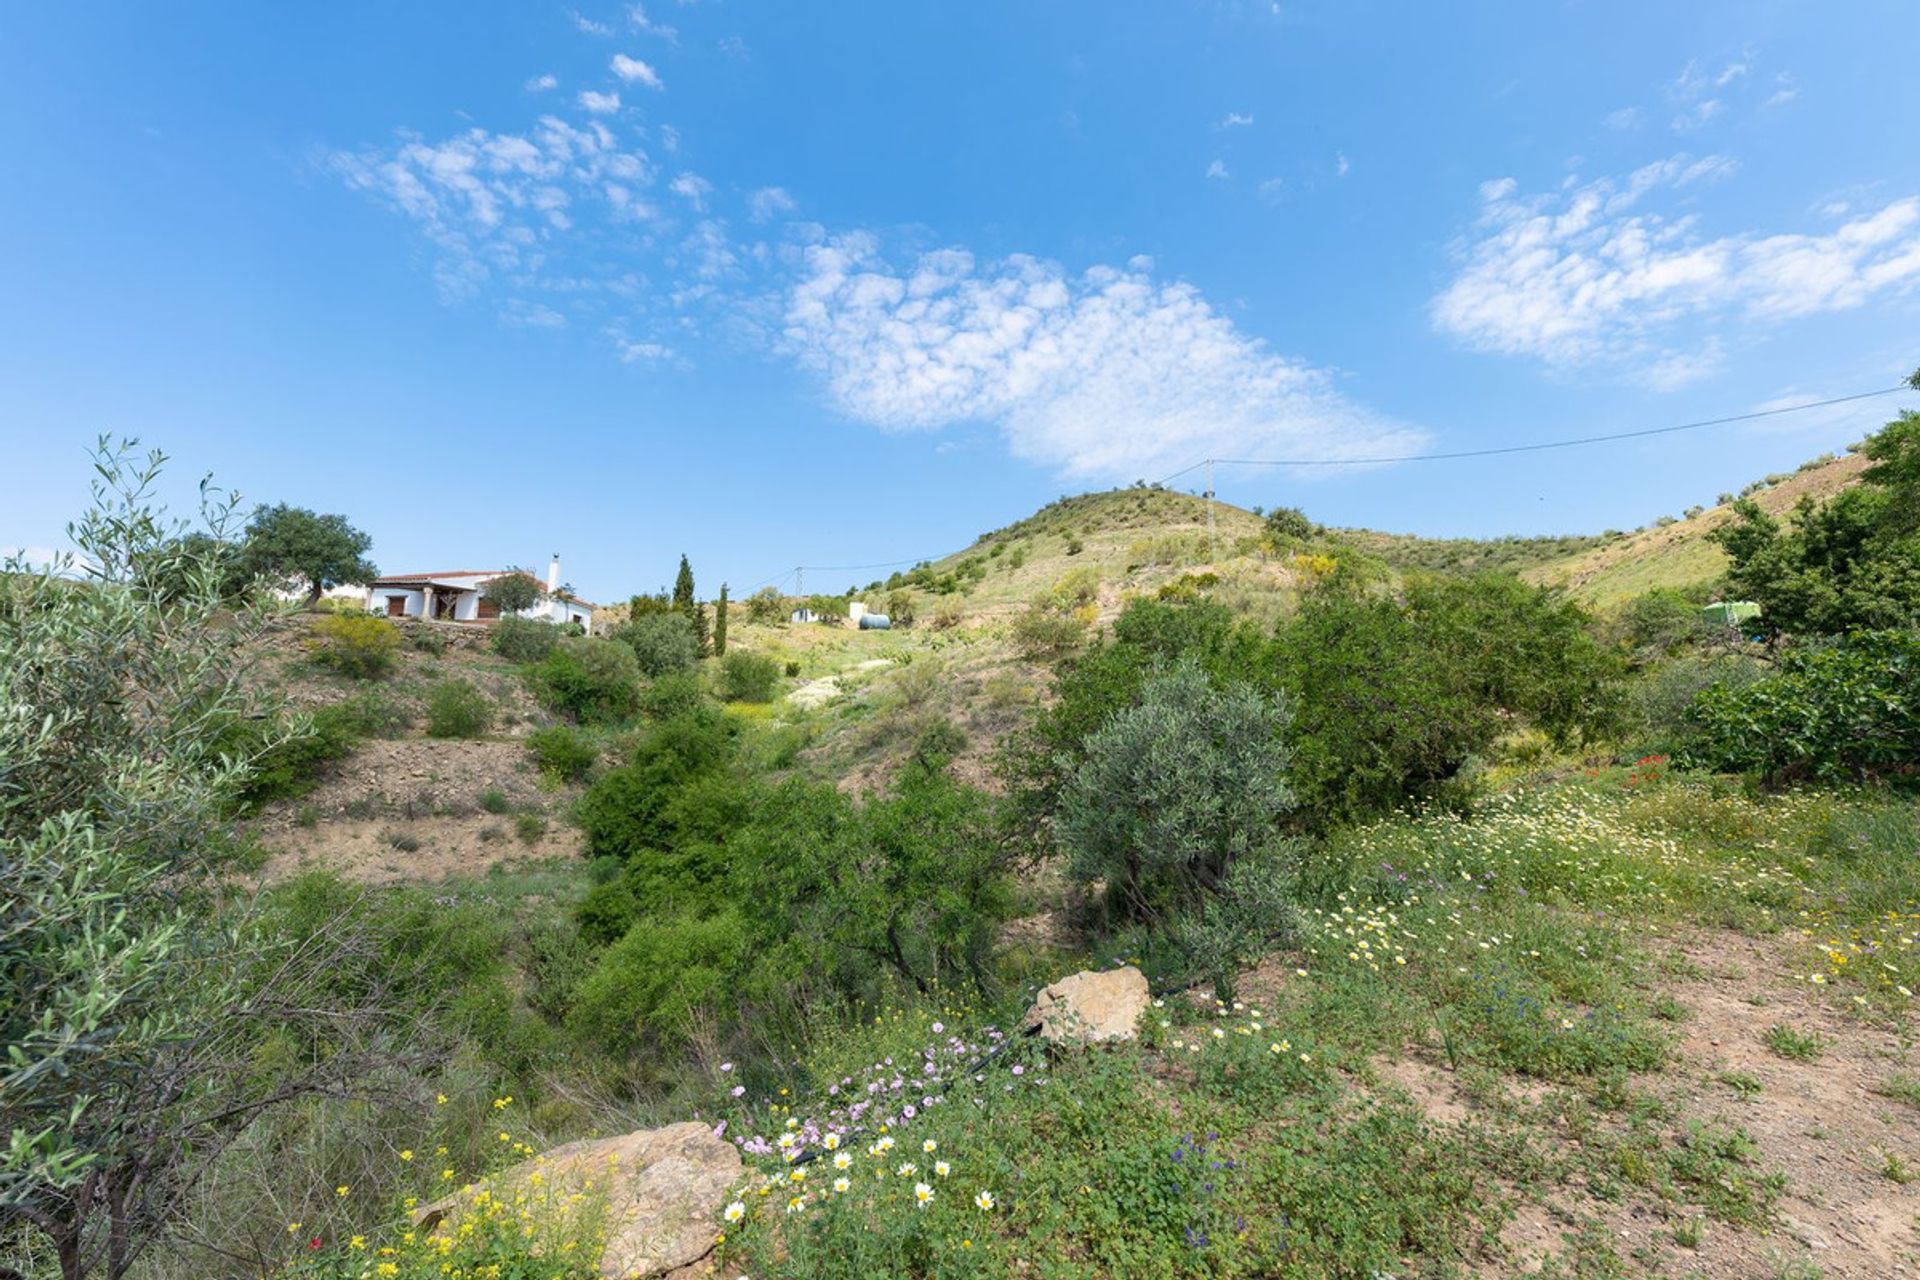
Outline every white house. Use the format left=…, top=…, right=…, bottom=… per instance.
left=360, top=556, right=596, bottom=632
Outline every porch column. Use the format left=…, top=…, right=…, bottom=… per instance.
left=422, top=587, right=434, bottom=620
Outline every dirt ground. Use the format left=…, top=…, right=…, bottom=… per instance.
left=1373, top=929, right=1920, bottom=1278
left=249, top=737, right=582, bottom=884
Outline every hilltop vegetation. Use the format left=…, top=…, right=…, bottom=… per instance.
left=5, top=406, right=1920, bottom=1280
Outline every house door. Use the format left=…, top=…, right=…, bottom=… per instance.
left=386, top=595, right=407, bottom=617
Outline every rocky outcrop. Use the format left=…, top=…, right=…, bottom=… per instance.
left=1023, top=965, right=1151, bottom=1044
left=413, top=1121, right=740, bottom=1279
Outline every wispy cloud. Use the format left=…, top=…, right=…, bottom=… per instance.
left=1335, top=152, right=1350, bottom=178
left=611, top=53, right=663, bottom=89
left=717, top=35, right=749, bottom=60
left=526, top=73, right=559, bottom=93
left=328, top=113, right=656, bottom=299
left=782, top=236, right=1424, bottom=480
left=1602, top=106, right=1642, bottom=131
left=578, top=89, right=621, bottom=114
left=626, top=3, right=678, bottom=41
left=1218, top=111, right=1254, bottom=128
left=748, top=186, right=797, bottom=222
left=669, top=171, right=713, bottom=209
left=1431, top=155, right=1920, bottom=386
left=569, top=10, right=612, bottom=37
left=1205, top=159, right=1230, bottom=180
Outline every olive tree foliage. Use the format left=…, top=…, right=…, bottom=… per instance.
left=1056, top=660, right=1295, bottom=924
left=0, top=442, right=414, bottom=1280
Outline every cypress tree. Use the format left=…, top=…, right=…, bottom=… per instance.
left=672, top=555, right=710, bottom=653
left=714, top=583, right=729, bottom=656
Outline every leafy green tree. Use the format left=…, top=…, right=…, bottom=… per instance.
left=482, top=567, right=544, bottom=618
left=744, top=586, right=786, bottom=623
left=1057, top=660, right=1295, bottom=924
left=713, top=583, right=729, bottom=656
left=1681, top=630, right=1920, bottom=783
left=1263, top=506, right=1314, bottom=542
left=234, top=504, right=376, bottom=604
left=1273, top=574, right=1620, bottom=824
left=1714, top=409, right=1920, bottom=636
left=534, top=636, right=641, bottom=724
left=1, top=442, right=401, bottom=1280
left=612, top=612, right=701, bottom=678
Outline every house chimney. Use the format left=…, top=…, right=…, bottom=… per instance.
left=547, top=554, right=561, bottom=593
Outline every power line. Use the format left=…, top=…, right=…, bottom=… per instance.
left=1156, top=384, right=1907, bottom=485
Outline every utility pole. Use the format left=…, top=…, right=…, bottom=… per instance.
left=794, top=566, right=803, bottom=599
left=1205, top=458, right=1216, bottom=559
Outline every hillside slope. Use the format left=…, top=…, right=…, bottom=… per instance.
left=1523, top=450, right=1868, bottom=607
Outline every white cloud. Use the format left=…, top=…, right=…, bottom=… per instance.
left=1335, top=152, right=1350, bottom=178
left=614, top=337, right=677, bottom=363
left=1602, top=106, right=1642, bottom=131
left=1257, top=177, right=1286, bottom=204
left=717, top=35, right=749, bottom=60
left=570, top=10, right=612, bottom=37
left=1766, top=72, right=1800, bottom=108
left=1218, top=112, right=1254, bottom=128
left=669, top=171, right=713, bottom=209
left=526, top=73, right=559, bottom=92
left=1431, top=156, right=1920, bottom=385
left=1205, top=160, right=1230, bottom=180
left=626, top=3, right=678, bottom=40
left=748, top=186, right=797, bottom=222
left=1671, top=98, right=1723, bottom=133
left=329, top=113, right=655, bottom=298
left=611, top=54, right=663, bottom=89
left=499, top=300, right=567, bottom=328
left=782, top=236, right=1425, bottom=481
left=578, top=89, right=621, bottom=114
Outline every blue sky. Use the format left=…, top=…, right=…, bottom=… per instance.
left=4, top=2, right=1918, bottom=602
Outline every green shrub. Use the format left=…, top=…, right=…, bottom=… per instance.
left=1010, top=602, right=1088, bottom=660
left=478, top=788, right=511, bottom=814
left=309, top=613, right=402, bottom=679
left=613, top=611, right=702, bottom=677
left=1058, top=660, right=1294, bottom=923
left=1682, top=631, right=1920, bottom=783
left=491, top=614, right=561, bottom=663
left=569, top=909, right=748, bottom=1053
left=576, top=710, right=740, bottom=860
left=1620, top=655, right=1766, bottom=758
left=640, top=670, right=707, bottom=720
left=1264, top=505, right=1313, bottom=542
left=425, top=677, right=493, bottom=739
left=1168, top=854, right=1303, bottom=1002
left=1274, top=574, right=1621, bottom=825
left=515, top=812, right=548, bottom=844
left=224, top=704, right=364, bottom=810
left=535, top=636, right=641, bottom=725
left=717, top=650, right=781, bottom=703
left=526, top=724, right=598, bottom=782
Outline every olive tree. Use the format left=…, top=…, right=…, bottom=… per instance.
left=1056, top=660, right=1295, bottom=924
left=481, top=566, right=545, bottom=618
left=234, top=504, right=376, bottom=605
left=1, top=442, right=418, bottom=1280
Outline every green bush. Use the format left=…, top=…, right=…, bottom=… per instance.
left=535, top=636, right=641, bottom=725
left=640, top=670, right=708, bottom=720
left=1058, top=661, right=1294, bottom=923
left=309, top=612, right=401, bottom=679
left=491, top=614, right=561, bottom=663
left=717, top=650, right=781, bottom=703
left=1264, top=505, right=1314, bottom=542
left=1274, top=574, right=1621, bottom=825
left=425, top=677, right=493, bottom=739
left=223, top=704, right=364, bottom=810
left=1681, top=631, right=1920, bottom=783
left=569, top=909, right=749, bottom=1053
left=1010, top=602, right=1088, bottom=660
left=526, top=724, right=598, bottom=781
left=613, top=611, right=702, bottom=677
left=576, top=709, right=741, bottom=861
left=1620, top=655, right=1766, bottom=758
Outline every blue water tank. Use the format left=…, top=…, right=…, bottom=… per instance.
left=858, top=613, right=892, bottom=630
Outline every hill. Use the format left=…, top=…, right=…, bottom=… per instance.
left=1522, top=449, right=1868, bottom=607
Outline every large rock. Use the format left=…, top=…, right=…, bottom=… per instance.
left=1023, top=966, right=1151, bottom=1044
left=413, top=1121, right=740, bottom=1279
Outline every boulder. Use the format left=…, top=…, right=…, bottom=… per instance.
left=1023, top=966, right=1151, bottom=1044
left=413, top=1121, right=740, bottom=1279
